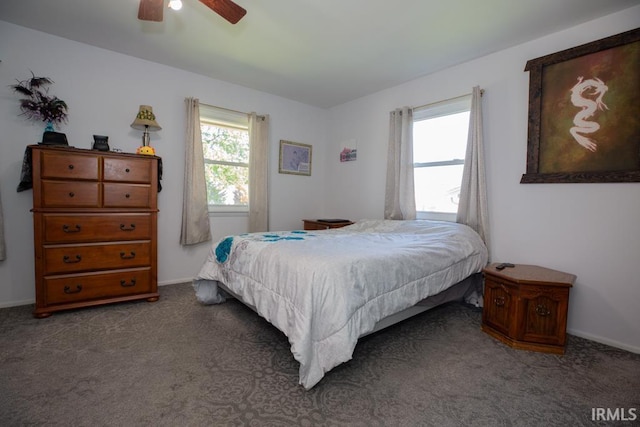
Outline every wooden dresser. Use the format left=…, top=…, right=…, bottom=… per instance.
left=482, top=263, right=576, bottom=354
left=30, top=145, right=160, bottom=317
left=302, top=219, right=353, bottom=230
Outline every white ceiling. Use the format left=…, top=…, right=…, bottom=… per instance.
left=1, top=0, right=637, bottom=108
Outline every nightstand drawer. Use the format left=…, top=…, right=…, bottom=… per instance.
left=483, top=278, right=516, bottom=337
left=302, top=219, right=353, bottom=230
left=518, top=286, right=570, bottom=346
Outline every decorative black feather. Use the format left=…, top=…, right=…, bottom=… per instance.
left=10, top=71, right=68, bottom=125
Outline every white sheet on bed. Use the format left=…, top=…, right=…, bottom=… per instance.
left=193, top=219, right=488, bottom=389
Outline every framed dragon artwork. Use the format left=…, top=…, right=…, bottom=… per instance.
left=521, top=27, right=640, bottom=183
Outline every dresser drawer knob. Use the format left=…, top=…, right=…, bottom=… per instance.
left=125, top=193, right=131, bottom=198
left=120, top=224, right=136, bottom=231
left=68, top=192, right=75, bottom=198
left=68, top=164, right=74, bottom=170
left=62, top=224, right=82, bottom=233
left=535, top=304, right=551, bottom=317
left=120, top=278, right=137, bottom=288
left=125, top=168, right=130, bottom=173
left=63, top=284, right=82, bottom=294
left=63, top=254, right=82, bottom=264
left=120, top=251, right=136, bottom=260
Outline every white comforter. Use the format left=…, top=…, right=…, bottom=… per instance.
left=193, top=219, right=488, bottom=389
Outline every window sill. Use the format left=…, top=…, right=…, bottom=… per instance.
left=208, top=206, right=249, bottom=217
left=416, top=211, right=457, bottom=222
left=208, top=211, right=248, bottom=218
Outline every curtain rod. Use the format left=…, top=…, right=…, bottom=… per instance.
left=413, top=89, right=484, bottom=111
left=199, top=101, right=265, bottom=120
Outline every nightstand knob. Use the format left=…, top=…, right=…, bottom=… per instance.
left=494, top=296, right=506, bottom=307
left=535, top=304, right=551, bottom=317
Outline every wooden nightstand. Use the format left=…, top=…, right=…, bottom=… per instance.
left=302, top=219, right=353, bottom=230
left=482, top=263, right=576, bottom=354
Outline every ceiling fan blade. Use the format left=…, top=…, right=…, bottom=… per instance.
left=199, top=0, right=247, bottom=24
left=138, top=0, right=164, bottom=22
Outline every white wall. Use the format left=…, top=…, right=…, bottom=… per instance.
left=326, top=7, right=640, bottom=353
left=0, top=21, right=329, bottom=306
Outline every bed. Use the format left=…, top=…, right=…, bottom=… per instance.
left=193, top=219, right=489, bottom=389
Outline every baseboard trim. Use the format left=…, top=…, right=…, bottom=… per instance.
left=0, top=278, right=195, bottom=309
left=0, top=299, right=34, bottom=309
left=159, top=278, right=194, bottom=287
left=568, top=328, right=640, bottom=354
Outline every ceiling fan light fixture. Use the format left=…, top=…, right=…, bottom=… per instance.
left=168, top=0, right=183, bottom=11
left=138, top=0, right=245, bottom=24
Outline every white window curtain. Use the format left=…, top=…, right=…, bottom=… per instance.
left=248, top=112, right=269, bottom=232
left=180, top=97, right=212, bottom=246
left=384, top=107, right=416, bottom=220
left=457, top=86, right=490, bottom=251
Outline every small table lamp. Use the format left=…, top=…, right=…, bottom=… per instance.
left=131, top=105, right=161, bottom=155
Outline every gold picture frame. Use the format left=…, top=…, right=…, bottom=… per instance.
left=521, top=28, right=640, bottom=183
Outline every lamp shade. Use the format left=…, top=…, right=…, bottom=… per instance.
left=131, top=105, right=161, bottom=131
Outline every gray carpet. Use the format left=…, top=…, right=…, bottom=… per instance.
left=0, top=282, right=638, bottom=426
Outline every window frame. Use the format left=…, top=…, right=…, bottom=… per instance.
left=413, top=95, right=471, bottom=222
left=199, top=105, right=250, bottom=214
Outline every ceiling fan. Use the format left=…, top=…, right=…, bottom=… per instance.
left=138, top=0, right=246, bottom=24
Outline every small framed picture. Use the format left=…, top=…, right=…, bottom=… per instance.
left=279, top=140, right=312, bottom=176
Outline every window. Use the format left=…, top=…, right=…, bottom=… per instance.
left=413, top=95, right=471, bottom=221
left=200, top=105, right=249, bottom=213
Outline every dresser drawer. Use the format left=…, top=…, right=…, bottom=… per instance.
left=103, top=183, right=151, bottom=208
left=41, top=151, right=99, bottom=180
left=103, top=157, right=152, bottom=183
left=41, top=181, right=100, bottom=208
left=45, top=268, right=152, bottom=304
left=44, top=241, right=151, bottom=274
left=43, top=214, right=152, bottom=243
